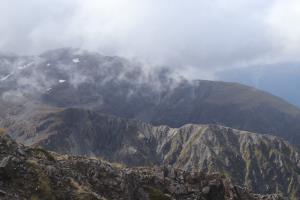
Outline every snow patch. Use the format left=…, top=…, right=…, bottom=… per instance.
left=18, top=66, right=26, bottom=70
left=58, top=80, right=66, bottom=83
left=17, top=62, right=34, bottom=70
left=0, top=73, right=12, bottom=81
left=72, top=58, right=80, bottom=63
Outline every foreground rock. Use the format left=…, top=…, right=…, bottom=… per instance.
left=0, top=134, right=285, bottom=200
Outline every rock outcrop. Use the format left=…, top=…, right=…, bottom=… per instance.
left=0, top=134, right=286, bottom=200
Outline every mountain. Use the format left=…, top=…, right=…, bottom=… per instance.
left=1, top=49, right=300, bottom=199
left=0, top=133, right=284, bottom=200
left=3, top=108, right=300, bottom=199
left=1, top=48, right=300, bottom=147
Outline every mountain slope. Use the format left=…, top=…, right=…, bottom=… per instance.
left=4, top=108, right=300, bottom=199
left=1, top=49, right=300, bottom=146
left=0, top=134, right=284, bottom=200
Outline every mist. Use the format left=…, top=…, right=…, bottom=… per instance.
left=1, top=0, right=300, bottom=80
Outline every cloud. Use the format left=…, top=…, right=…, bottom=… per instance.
left=266, top=0, right=300, bottom=61
left=0, top=0, right=299, bottom=79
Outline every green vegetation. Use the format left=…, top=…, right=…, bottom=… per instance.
left=144, top=186, right=171, bottom=200
left=111, top=162, right=126, bottom=169
left=35, top=176, right=54, bottom=200
left=26, top=159, right=55, bottom=200
left=0, top=127, right=6, bottom=136
left=30, top=195, right=39, bottom=200
left=76, top=192, right=98, bottom=200
left=220, top=171, right=231, bottom=179
left=30, top=148, right=56, bottom=162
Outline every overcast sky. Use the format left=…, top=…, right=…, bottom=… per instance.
left=0, top=0, right=300, bottom=79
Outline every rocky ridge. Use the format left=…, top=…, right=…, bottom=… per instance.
left=2, top=108, right=300, bottom=199
left=0, top=133, right=285, bottom=200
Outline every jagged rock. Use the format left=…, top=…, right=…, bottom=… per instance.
left=0, top=156, right=12, bottom=168
left=202, top=186, right=210, bottom=194
left=0, top=189, right=6, bottom=195
left=0, top=134, right=286, bottom=200
left=8, top=108, right=299, bottom=198
left=16, top=148, right=25, bottom=156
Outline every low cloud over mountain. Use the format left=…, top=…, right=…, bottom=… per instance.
left=1, top=0, right=300, bottom=78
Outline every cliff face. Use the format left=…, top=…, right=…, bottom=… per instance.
left=156, top=125, right=300, bottom=198
left=0, top=134, right=284, bottom=200
left=4, top=108, right=299, bottom=199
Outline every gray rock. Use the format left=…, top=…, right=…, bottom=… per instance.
left=202, top=186, right=210, bottom=194
left=0, top=189, right=6, bottom=195
left=16, top=148, right=25, bottom=156
left=0, top=156, right=12, bottom=168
